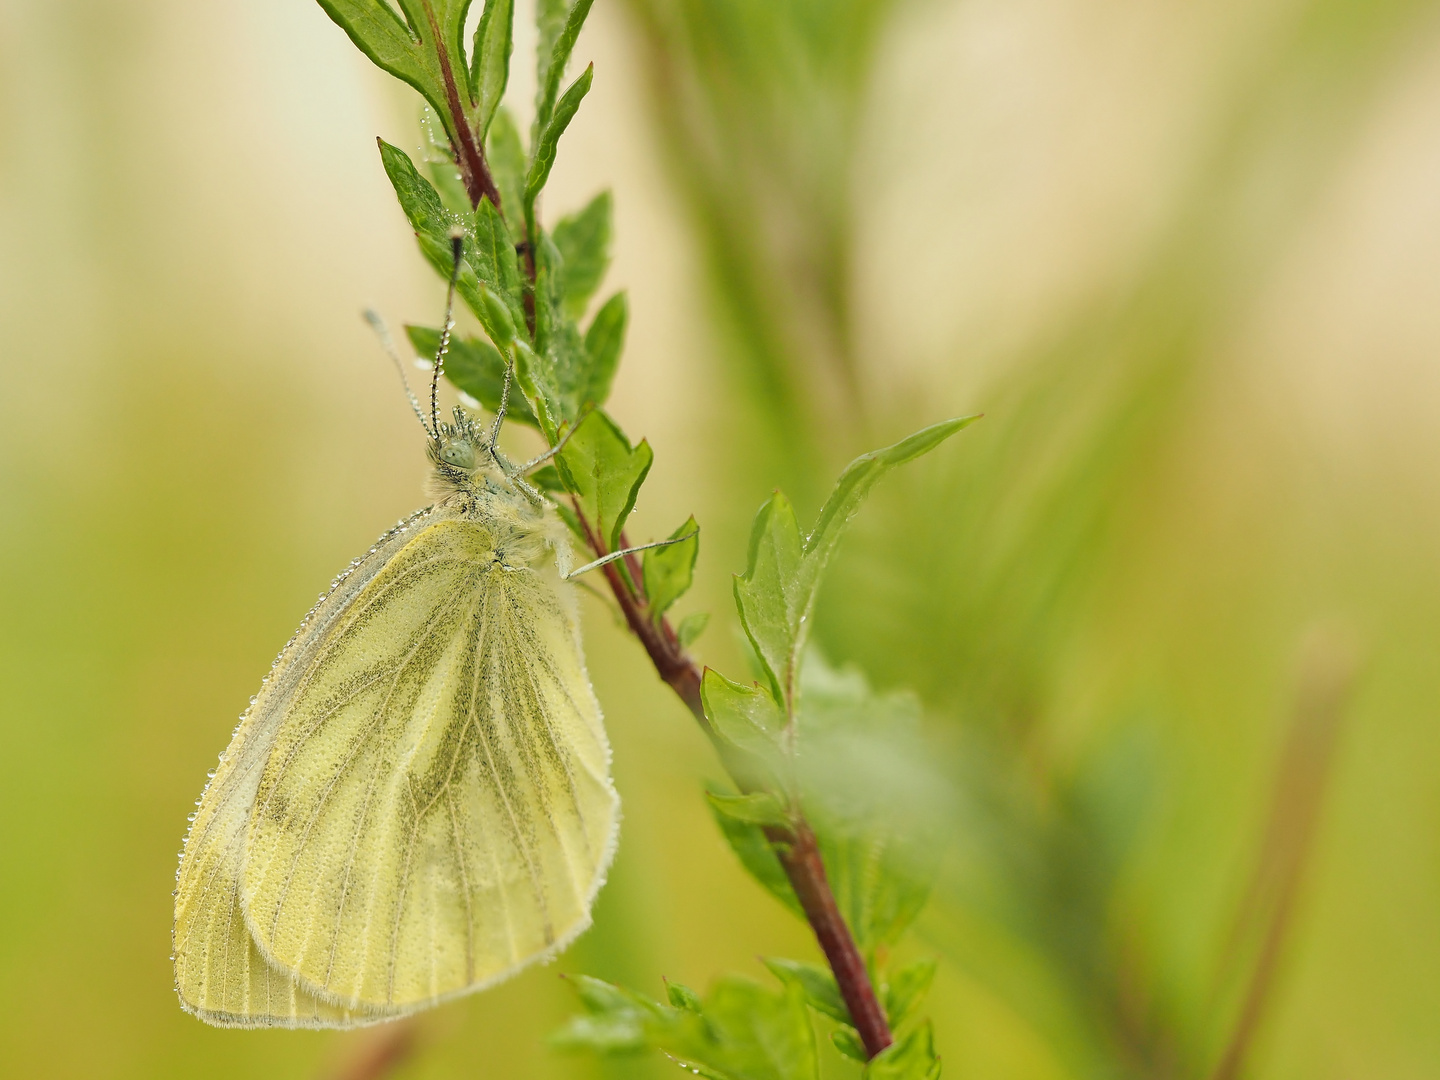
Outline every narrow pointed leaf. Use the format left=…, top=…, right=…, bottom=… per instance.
left=536, top=0, right=595, bottom=132
left=470, top=0, right=513, bottom=134
left=732, top=492, right=806, bottom=706
left=643, top=516, right=698, bottom=621
left=527, top=64, right=593, bottom=207
left=581, top=291, right=627, bottom=407
left=486, top=107, right=526, bottom=220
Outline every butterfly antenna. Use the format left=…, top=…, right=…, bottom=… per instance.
left=362, top=308, right=432, bottom=437
left=431, top=229, right=465, bottom=441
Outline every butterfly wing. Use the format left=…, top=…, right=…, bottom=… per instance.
left=238, top=511, right=618, bottom=1015
left=173, top=510, right=439, bottom=1027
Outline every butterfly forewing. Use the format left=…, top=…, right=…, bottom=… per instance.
left=173, top=510, right=438, bottom=1027
left=239, top=513, right=618, bottom=1012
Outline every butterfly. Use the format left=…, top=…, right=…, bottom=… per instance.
left=173, top=240, right=634, bottom=1028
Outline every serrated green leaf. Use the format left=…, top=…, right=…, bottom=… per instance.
left=527, top=63, right=593, bottom=208
left=535, top=0, right=595, bottom=134
left=554, top=190, right=612, bottom=318
left=700, top=670, right=786, bottom=766
left=470, top=0, right=512, bottom=136
left=832, top=1027, right=867, bottom=1062
left=733, top=491, right=806, bottom=706
left=881, top=960, right=937, bottom=1031
left=643, top=516, right=698, bottom=621
left=707, top=791, right=789, bottom=830
left=864, top=1020, right=940, bottom=1080
left=406, top=325, right=539, bottom=429
left=582, top=291, right=627, bottom=407
left=486, top=106, right=526, bottom=221
left=734, top=419, right=978, bottom=714
left=709, top=799, right=802, bottom=919
left=555, top=409, right=651, bottom=550
left=677, top=611, right=710, bottom=648
left=762, top=958, right=849, bottom=1025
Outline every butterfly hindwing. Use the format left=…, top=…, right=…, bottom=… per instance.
left=238, top=512, right=618, bottom=1013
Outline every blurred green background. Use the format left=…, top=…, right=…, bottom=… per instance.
left=4, top=0, right=1440, bottom=1076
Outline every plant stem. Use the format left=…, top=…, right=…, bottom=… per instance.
left=575, top=513, right=894, bottom=1058
left=445, top=113, right=894, bottom=1058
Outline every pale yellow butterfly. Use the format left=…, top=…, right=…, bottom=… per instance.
left=173, top=264, right=622, bottom=1028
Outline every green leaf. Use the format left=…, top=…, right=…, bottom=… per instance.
left=677, top=611, right=710, bottom=648
left=533, top=232, right=590, bottom=419
left=734, top=419, right=978, bottom=713
left=706, top=791, right=789, bottom=830
left=666, top=981, right=704, bottom=1014
left=486, top=106, right=526, bottom=221
left=832, top=1028, right=867, bottom=1063
left=470, top=0, right=513, bottom=136
left=555, top=409, right=652, bottom=550
left=733, top=491, right=806, bottom=706
left=863, top=1020, right=940, bottom=1080
left=553, top=190, right=612, bottom=318
left=379, top=139, right=507, bottom=337
left=881, top=960, right=937, bottom=1031
left=527, top=63, right=593, bottom=209
left=708, top=799, right=802, bottom=919
left=319, top=1, right=486, bottom=169
left=555, top=975, right=818, bottom=1080
left=700, top=670, right=785, bottom=767
left=315, top=1, right=429, bottom=100
left=550, top=975, right=671, bottom=1055
left=534, top=0, right=570, bottom=124
left=691, top=977, right=818, bottom=1080
left=807, top=418, right=979, bottom=566
left=798, top=654, right=944, bottom=953
left=761, top=958, right=849, bottom=1025
left=643, top=516, right=698, bottom=621
left=536, top=0, right=596, bottom=134
left=405, top=325, right=539, bottom=429
left=582, top=291, right=627, bottom=407
left=471, top=196, right=526, bottom=327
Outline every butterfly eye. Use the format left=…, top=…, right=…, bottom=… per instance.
left=440, top=441, right=475, bottom=469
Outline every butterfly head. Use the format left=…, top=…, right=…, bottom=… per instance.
left=429, top=407, right=500, bottom=494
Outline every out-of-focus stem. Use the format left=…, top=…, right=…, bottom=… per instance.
left=574, top=510, right=893, bottom=1058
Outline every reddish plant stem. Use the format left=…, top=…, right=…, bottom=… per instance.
left=574, top=512, right=893, bottom=1058
left=421, top=2, right=502, bottom=212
